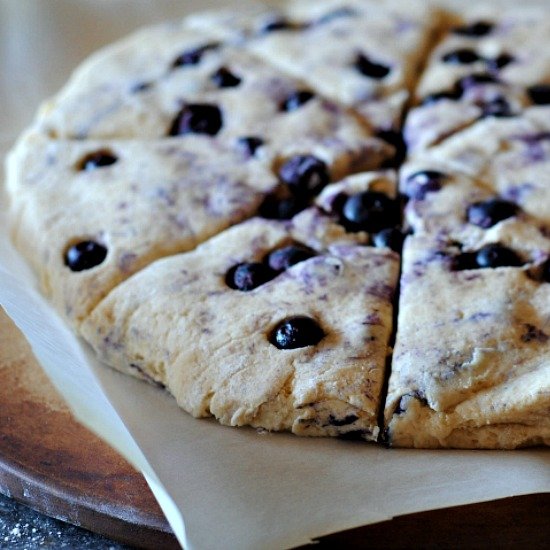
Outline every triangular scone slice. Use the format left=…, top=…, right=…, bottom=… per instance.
left=5, top=131, right=280, bottom=327
left=190, top=0, right=440, bottom=133
left=385, top=234, right=550, bottom=449
left=400, top=108, right=550, bottom=236
left=35, top=26, right=392, bottom=171
left=405, top=6, right=550, bottom=153
left=80, top=218, right=400, bottom=439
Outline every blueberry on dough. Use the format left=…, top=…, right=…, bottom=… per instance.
left=403, top=170, right=447, bottom=200
left=237, top=136, right=264, bottom=157
left=479, top=97, right=514, bottom=118
left=340, top=191, right=399, bottom=233
left=258, top=194, right=307, bottom=220
left=278, top=155, right=329, bottom=197
left=77, top=149, right=118, bottom=171
left=455, top=73, right=499, bottom=92
left=354, top=53, right=391, bottom=79
left=421, top=90, right=462, bottom=106
left=376, top=129, right=407, bottom=166
left=527, top=84, right=550, bottom=105
left=280, top=90, right=315, bottom=112
left=225, top=262, right=275, bottom=291
left=171, top=42, right=220, bottom=68
left=452, top=21, right=494, bottom=37
left=442, top=49, right=481, bottom=64
left=210, top=66, right=242, bottom=88
left=475, top=243, right=523, bottom=268
left=270, top=316, right=325, bottom=349
left=467, top=198, right=518, bottom=228
left=487, top=53, right=514, bottom=71
left=372, top=228, right=405, bottom=252
left=260, top=17, right=295, bottom=33
left=452, top=244, right=523, bottom=270
left=265, top=244, right=316, bottom=272
left=168, top=104, right=223, bottom=136
left=65, top=241, right=108, bottom=272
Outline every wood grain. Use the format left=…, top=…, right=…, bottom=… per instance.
left=0, top=307, right=178, bottom=549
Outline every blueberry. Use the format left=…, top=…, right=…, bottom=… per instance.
left=269, top=316, right=325, bottom=349
left=77, top=150, right=117, bottom=171
left=265, top=244, right=316, bottom=272
left=210, top=66, right=242, bottom=88
left=225, top=262, right=275, bottom=291
left=372, top=228, right=405, bottom=252
left=354, top=53, right=391, bottom=79
left=258, top=194, right=307, bottom=220
left=168, top=104, right=223, bottom=136
left=328, top=192, right=348, bottom=215
left=451, top=251, right=478, bottom=271
left=527, top=84, right=550, bottom=105
left=171, top=42, right=220, bottom=68
left=467, top=198, right=518, bottom=228
left=475, top=244, right=523, bottom=268
left=237, top=136, right=264, bottom=157
left=340, top=191, right=398, bottom=233
left=328, top=414, right=359, bottom=427
left=260, top=17, right=301, bottom=33
left=442, top=49, right=481, bottom=64
left=65, top=241, right=107, bottom=272
left=280, top=90, right=315, bottom=112
left=278, top=155, right=329, bottom=197
left=420, top=89, right=461, bottom=106
left=376, top=129, right=407, bottom=167
left=455, top=73, right=499, bottom=93
left=403, top=170, right=446, bottom=200
left=452, top=21, right=493, bottom=37
left=479, top=96, right=514, bottom=118
left=487, top=53, right=514, bottom=71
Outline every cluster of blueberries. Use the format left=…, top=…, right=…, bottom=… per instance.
left=420, top=19, right=550, bottom=115
left=402, top=169, right=550, bottom=274
left=225, top=243, right=325, bottom=349
left=225, top=243, right=316, bottom=292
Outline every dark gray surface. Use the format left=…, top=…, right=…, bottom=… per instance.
left=0, top=492, right=132, bottom=549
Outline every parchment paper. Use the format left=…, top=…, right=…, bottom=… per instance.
left=0, top=2, right=548, bottom=549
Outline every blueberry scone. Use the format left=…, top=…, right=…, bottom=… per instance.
left=400, top=108, right=550, bottom=237
left=6, top=115, right=399, bottom=328
left=35, top=24, right=392, bottom=170
left=80, top=218, right=400, bottom=439
left=5, top=132, right=281, bottom=326
left=189, top=0, right=440, bottom=155
left=386, top=109, right=550, bottom=448
left=385, top=234, right=550, bottom=449
left=404, top=6, right=550, bottom=153
left=4, top=1, right=549, bottom=448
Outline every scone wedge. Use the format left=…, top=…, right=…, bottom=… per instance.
left=191, top=0, right=440, bottom=135
left=385, top=235, right=550, bottom=449
left=5, top=132, right=279, bottom=326
left=81, top=218, right=400, bottom=439
left=405, top=6, right=550, bottom=153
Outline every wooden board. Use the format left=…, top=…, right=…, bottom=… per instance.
left=0, top=307, right=179, bottom=549
left=0, top=307, right=548, bottom=549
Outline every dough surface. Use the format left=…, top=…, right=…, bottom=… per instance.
left=81, top=218, right=400, bottom=439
